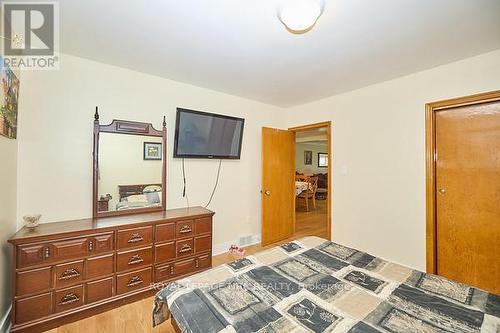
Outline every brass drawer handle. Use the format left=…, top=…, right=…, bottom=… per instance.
left=128, top=233, right=144, bottom=243
left=128, top=254, right=144, bottom=265
left=195, top=258, right=199, bottom=268
left=59, top=268, right=81, bottom=280
left=179, top=244, right=192, bottom=253
left=127, top=276, right=143, bottom=287
left=44, top=247, right=50, bottom=259
left=59, top=293, right=80, bottom=306
left=170, top=266, right=174, bottom=275
left=179, top=225, right=192, bottom=234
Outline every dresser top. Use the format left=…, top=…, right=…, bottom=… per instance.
left=9, top=206, right=214, bottom=244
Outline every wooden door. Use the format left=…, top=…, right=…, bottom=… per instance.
left=262, top=127, right=295, bottom=246
left=435, top=100, right=500, bottom=293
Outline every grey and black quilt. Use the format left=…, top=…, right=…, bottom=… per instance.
left=153, top=236, right=500, bottom=332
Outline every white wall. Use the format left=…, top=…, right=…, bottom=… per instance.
left=285, top=49, right=500, bottom=270
left=0, top=136, right=17, bottom=328
left=295, top=142, right=328, bottom=175
left=0, top=65, right=20, bottom=328
left=17, top=53, right=284, bottom=248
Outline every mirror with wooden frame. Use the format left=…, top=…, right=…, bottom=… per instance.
left=92, top=108, right=167, bottom=217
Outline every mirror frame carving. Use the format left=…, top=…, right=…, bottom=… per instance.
left=92, top=108, right=167, bottom=218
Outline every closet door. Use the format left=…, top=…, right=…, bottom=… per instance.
left=435, top=100, right=500, bottom=294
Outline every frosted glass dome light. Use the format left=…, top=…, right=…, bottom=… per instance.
left=278, top=0, right=324, bottom=34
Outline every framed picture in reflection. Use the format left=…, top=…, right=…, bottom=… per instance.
left=304, top=150, right=312, bottom=165
left=318, top=152, right=328, bottom=167
left=144, top=142, right=162, bottom=160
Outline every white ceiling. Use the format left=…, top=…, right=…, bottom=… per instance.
left=59, top=0, right=500, bottom=107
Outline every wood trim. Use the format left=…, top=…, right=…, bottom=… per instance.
left=92, top=108, right=167, bottom=218
left=425, top=90, right=500, bottom=274
left=288, top=121, right=331, bottom=131
left=426, top=90, right=500, bottom=111
left=425, top=103, right=436, bottom=273
left=288, top=121, right=332, bottom=241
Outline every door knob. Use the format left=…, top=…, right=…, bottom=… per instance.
left=439, top=188, right=446, bottom=194
left=264, top=190, right=271, bottom=196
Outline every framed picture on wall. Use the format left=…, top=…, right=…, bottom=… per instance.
left=144, top=142, right=162, bottom=160
left=318, top=153, right=328, bottom=167
left=304, top=150, right=312, bottom=165
left=0, top=58, right=20, bottom=139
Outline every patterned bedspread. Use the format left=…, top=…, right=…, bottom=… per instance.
left=153, top=236, right=500, bottom=332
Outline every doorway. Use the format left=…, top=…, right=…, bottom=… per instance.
left=426, top=90, right=500, bottom=294
left=290, top=123, right=330, bottom=240
left=261, top=122, right=331, bottom=246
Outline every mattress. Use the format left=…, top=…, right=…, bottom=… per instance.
left=153, top=236, right=500, bottom=332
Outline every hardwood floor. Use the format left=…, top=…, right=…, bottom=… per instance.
left=45, top=199, right=328, bottom=333
left=295, top=197, right=328, bottom=239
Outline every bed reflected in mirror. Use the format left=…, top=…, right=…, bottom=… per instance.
left=97, top=132, right=163, bottom=213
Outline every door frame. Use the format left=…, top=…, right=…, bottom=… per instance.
left=288, top=121, right=332, bottom=240
left=425, top=90, right=500, bottom=274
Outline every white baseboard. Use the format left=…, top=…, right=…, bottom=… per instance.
left=213, top=234, right=261, bottom=256
left=0, top=306, right=11, bottom=333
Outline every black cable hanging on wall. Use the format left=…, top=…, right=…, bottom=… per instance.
left=205, top=159, right=222, bottom=208
left=182, top=158, right=189, bottom=208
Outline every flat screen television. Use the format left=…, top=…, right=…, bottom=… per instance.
left=173, top=108, right=245, bottom=159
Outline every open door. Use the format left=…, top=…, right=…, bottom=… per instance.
left=261, top=127, right=295, bottom=246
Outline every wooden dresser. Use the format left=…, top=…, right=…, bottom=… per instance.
left=8, top=206, right=214, bottom=333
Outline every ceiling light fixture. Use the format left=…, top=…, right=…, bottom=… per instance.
left=278, top=0, right=324, bottom=34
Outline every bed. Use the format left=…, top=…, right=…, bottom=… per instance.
left=153, top=236, right=499, bottom=333
left=115, top=183, right=162, bottom=210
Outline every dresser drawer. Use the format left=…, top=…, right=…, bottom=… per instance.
left=172, top=258, right=196, bottom=277
left=156, top=223, right=175, bottom=242
left=17, top=243, right=46, bottom=268
left=195, top=217, right=212, bottom=235
left=17, top=233, right=114, bottom=269
left=51, top=237, right=89, bottom=261
left=117, top=246, right=152, bottom=272
left=89, top=233, right=114, bottom=254
left=176, top=220, right=194, bottom=238
left=86, top=253, right=114, bottom=280
left=197, top=254, right=212, bottom=270
left=117, top=226, right=153, bottom=249
left=55, top=260, right=84, bottom=289
left=155, top=263, right=173, bottom=282
left=15, top=292, right=52, bottom=324
left=155, top=241, right=176, bottom=263
left=195, top=235, right=212, bottom=253
left=16, top=266, right=52, bottom=297
left=54, top=285, right=84, bottom=313
left=51, top=233, right=114, bottom=263
left=86, top=277, right=114, bottom=304
left=176, top=238, right=194, bottom=258
left=116, top=267, right=152, bottom=295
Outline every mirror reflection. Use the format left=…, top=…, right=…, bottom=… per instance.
left=98, top=133, right=163, bottom=212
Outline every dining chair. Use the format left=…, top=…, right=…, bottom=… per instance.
left=295, top=174, right=308, bottom=182
left=297, top=176, right=318, bottom=211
